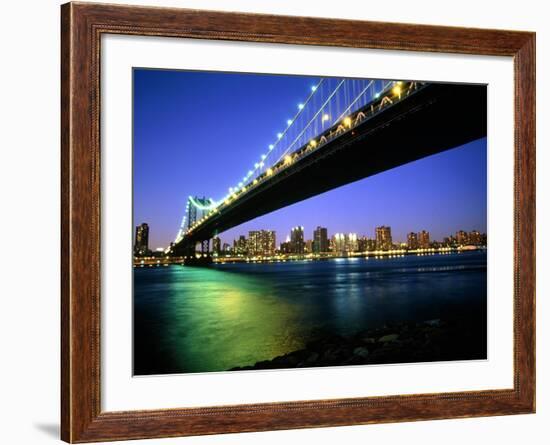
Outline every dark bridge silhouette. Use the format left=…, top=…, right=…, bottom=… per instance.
left=171, top=81, right=486, bottom=258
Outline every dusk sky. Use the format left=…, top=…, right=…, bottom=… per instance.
left=133, top=69, right=487, bottom=250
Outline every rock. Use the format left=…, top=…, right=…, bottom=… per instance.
left=378, top=334, right=399, bottom=343
left=305, top=351, right=320, bottom=364
left=353, top=346, right=370, bottom=358
left=226, top=317, right=482, bottom=371
left=285, top=354, right=302, bottom=366
left=362, top=337, right=376, bottom=344
left=322, top=348, right=340, bottom=362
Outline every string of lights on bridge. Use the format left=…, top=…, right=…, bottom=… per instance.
left=171, top=78, right=409, bottom=247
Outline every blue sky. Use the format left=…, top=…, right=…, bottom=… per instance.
left=133, top=69, right=486, bottom=249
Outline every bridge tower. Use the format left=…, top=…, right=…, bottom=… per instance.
left=187, top=198, right=197, bottom=232
left=179, top=196, right=212, bottom=263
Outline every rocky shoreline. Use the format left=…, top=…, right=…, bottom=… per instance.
left=230, top=318, right=486, bottom=371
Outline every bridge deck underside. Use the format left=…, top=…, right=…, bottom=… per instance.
left=175, top=83, right=487, bottom=250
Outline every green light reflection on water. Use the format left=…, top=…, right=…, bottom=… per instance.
left=161, top=266, right=306, bottom=373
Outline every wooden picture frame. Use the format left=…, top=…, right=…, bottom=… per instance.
left=61, top=2, right=535, bottom=442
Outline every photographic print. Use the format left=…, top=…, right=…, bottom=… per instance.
left=133, top=69, right=487, bottom=376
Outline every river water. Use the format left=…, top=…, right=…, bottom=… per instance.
left=134, top=250, right=486, bottom=375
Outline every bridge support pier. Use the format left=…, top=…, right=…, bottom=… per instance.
left=183, top=255, right=213, bottom=267
left=171, top=239, right=213, bottom=266
left=180, top=239, right=212, bottom=267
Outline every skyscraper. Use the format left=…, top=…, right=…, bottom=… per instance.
left=290, top=226, right=305, bottom=254
left=456, top=230, right=468, bottom=245
left=313, top=226, right=328, bottom=253
left=418, top=230, right=430, bottom=249
left=212, top=237, right=221, bottom=255
left=407, top=232, right=418, bottom=249
left=234, top=235, right=247, bottom=255
left=375, top=226, right=392, bottom=250
left=347, top=233, right=358, bottom=252
left=332, top=233, right=346, bottom=254
left=280, top=235, right=291, bottom=254
left=469, top=230, right=481, bottom=245
left=358, top=236, right=375, bottom=252
left=134, top=223, right=149, bottom=256
left=248, top=230, right=276, bottom=256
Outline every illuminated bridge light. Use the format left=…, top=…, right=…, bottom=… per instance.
left=375, top=92, right=380, bottom=98
left=253, top=179, right=258, bottom=185
left=309, top=139, right=317, bottom=148
left=311, top=85, right=317, bottom=92
left=298, top=103, right=304, bottom=110
left=267, top=168, right=273, bottom=176
left=261, top=154, right=266, bottom=160
left=322, top=113, right=330, bottom=122
left=259, top=161, right=264, bottom=168
left=343, top=116, right=352, bottom=127
left=284, top=155, right=292, bottom=165
left=254, top=163, right=259, bottom=168
left=392, top=85, right=402, bottom=97
left=248, top=170, right=253, bottom=176
left=277, top=133, right=283, bottom=139
left=287, top=119, right=292, bottom=126
left=269, top=144, right=274, bottom=150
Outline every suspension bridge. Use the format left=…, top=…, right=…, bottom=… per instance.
left=166, top=78, right=486, bottom=263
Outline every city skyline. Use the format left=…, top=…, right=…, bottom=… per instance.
left=134, top=69, right=487, bottom=249
left=218, top=224, right=486, bottom=251
left=134, top=219, right=486, bottom=256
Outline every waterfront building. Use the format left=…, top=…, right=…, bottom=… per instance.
left=358, top=236, right=375, bottom=252
left=407, top=232, right=419, bottom=249
left=234, top=235, right=247, bottom=255
left=418, top=230, right=430, bottom=249
left=134, top=223, right=149, bottom=256
left=447, top=235, right=458, bottom=246
left=480, top=233, right=487, bottom=245
left=290, top=226, right=305, bottom=254
left=247, top=232, right=258, bottom=255
left=375, top=226, right=392, bottom=250
left=212, top=237, right=221, bottom=255
left=347, top=233, right=358, bottom=252
left=265, top=231, right=276, bottom=255
left=222, top=242, right=231, bottom=254
left=280, top=241, right=291, bottom=254
left=313, top=226, right=328, bottom=253
left=332, top=233, right=346, bottom=254
left=469, top=230, right=482, bottom=245
left=456, top=230, right=468, bottom=245
left=248, top=230, right=276, bottom=256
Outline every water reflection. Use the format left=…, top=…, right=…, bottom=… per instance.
left=134, top=251, right=486, bottom=375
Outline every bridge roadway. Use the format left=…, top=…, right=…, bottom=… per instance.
left=173, top=82, right=486, bottom=253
